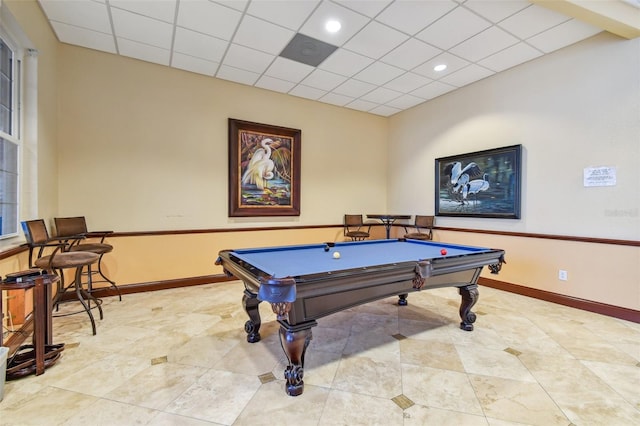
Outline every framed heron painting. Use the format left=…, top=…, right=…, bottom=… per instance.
left=435, top=145, right=522, bottom=219
left=228, top=118, right=301, bottom=217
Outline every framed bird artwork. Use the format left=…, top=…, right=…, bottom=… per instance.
left=228, top=118, right=301, bottom=217
left=435, top=145, right=522, bottom=219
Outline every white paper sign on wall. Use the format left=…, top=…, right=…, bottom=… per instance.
left=584, top=166, right=616, bottom=187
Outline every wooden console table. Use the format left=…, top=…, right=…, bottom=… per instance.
left=1, top=274, right=65, bottom=378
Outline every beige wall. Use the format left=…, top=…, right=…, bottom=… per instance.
left=388, top=32, right=639, bottom=241
left=56, top=45, right=388, bottom=232
left=388, top=32, right=640, bottom=310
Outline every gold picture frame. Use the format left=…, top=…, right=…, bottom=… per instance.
left=228, top=118, right=301, bottom=217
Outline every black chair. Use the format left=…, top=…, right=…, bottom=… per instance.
left=404, top=215, right=434, bottom=240
left=22, top=219, right=103, bottom=335
left=54, top=216, right=121, bottom=301
left=343, top=214, right=371, bottom=241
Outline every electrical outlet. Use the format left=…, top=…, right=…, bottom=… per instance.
left=558, top=270, right=568, bottom=281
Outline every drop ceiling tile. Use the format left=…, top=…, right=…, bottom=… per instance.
left=380, top=38, right=441, bottom=71
left=171, top=53, right=218, bottom=76
left=386, top=94, right=425, bottom=109
left=360, top=86, right=402, bottom=104
left=375, top=0, right=457, bottom=34
left=216, top=0, right=249, bottom=12
left=109, top=0, right=177, bottom=23
left=376, top=0, right=458, bottom=35
left=343, top=21, right=409, bottom=59
left=353, top=61, right=404, bottom=85
left=463, top=0, right=530, bottom=23
left=233, top=15, right=296, bottom=55
left=333, top=0, right=392, bottom=18
left=111, top=8, right=174, bottom=49
left=289, top=84, right=327, bottom=100
left=117, top=37, right=170, bottom=66
left=247, top=0, right=320, bottom=31
left=50, top=22, right=116, bottom=54
left=333, top=79, right=376, bottom=98
left=265, top=57, right=314, bottom=83
left=222, top=43, right=275, bottom=74
left=527, top=19, right=602, bottom=53
left=449, top=26, right=519, bottom=62
left=346, top=99, right=378, bottom=112
left=173, top=27, right=229, bottom=63
left=383, top=72, right=432, bottom=93
left=498, top=4, right=569, bottom=39
left=318, top=48, right=373, bottom=77
left=177, top=0, right=242, bottom=40
left=319, top=92, right=355, bottom=106
left=299, top=1, right=370, bottom=46
left=369, top=104, right=402, bottom=116
left=439, top=64, right=494, bottom=87
left=478, top=42, right=542, bottom=72
left=412, top=52, right=469, bottom=80
left=216, top=65, right=260, bottom=85
left=415, top=6, right=491, bottom=50
left=255, top=75, right=297, bottom=93
left=38, top=0, right=111, bottom=33
left=301, top=69, right=348, bottom=91
left=410, top=80, right=457, bottom=100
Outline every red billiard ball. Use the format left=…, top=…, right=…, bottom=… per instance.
left=440, top=249, right=447, bottom=255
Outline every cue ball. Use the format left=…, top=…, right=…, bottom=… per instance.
left=440, top=249, right=447, bottom=255
left=333, top=251, right=341, bottom=259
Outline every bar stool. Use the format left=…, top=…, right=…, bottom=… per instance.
left=22, top=220, right=103, bottom=335
left=54, top=216, right=121, bottom=300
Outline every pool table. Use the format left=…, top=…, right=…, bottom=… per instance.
left=216, top=238, right=505, bottom=396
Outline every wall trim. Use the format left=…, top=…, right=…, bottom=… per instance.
left=479, top=277, right=640, bottom=323
left=2, top=224, right=638, bottom=262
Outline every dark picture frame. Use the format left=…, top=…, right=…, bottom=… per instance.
left=228, top=118, right=301, bottom=217
left=435, top=144, right=522, bottom=219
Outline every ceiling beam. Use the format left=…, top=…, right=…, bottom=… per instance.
left=532, top=0, right=640, bottom=39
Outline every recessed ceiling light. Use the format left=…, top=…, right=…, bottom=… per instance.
left=325, top=20, right=341, bottom=33
left=434, top=64, right=447, bottom=72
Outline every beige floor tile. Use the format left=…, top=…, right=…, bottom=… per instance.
left=470, top=375, right=569, bottom=425
left=581, top=359, right=640, bottom=407
left=401, top=364, right=484, bottom=416
left=0, top=387, right=97, bottom=425
left=234, top=380, right=330, bottom=425
left=404, top=404, right=489, bottom=425
left=62, top=398, right=158, bottom=425
left=400, top=338, right=465, bottom=372
left=105, top=362, right=208, bottom=410
left=455, top=344, right=537, bottom=382
left=331, top=355, right=403, bottom=398
left=164, top=369, right=261, bottom=424
left=319, top=389, right=404, bottom=426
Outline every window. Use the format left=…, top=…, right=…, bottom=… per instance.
left=0, top=32, right=21, bottom=239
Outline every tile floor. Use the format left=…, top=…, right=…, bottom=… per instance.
left=1, top=281, right=639, bottom=425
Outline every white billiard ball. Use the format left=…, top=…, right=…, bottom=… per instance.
left=333, top=251, right=341, bottom=259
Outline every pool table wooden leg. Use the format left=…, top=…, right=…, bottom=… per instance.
left=459, top=284, right=479, bottom=331
left=398, top=293, right=408, bottom=306
left=242, top=290, right=262, bottom=343
left=278, top=320, right=316, bottom=397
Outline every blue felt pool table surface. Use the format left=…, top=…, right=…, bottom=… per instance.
left=229, top=239, right=491, bottom=279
